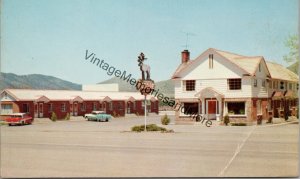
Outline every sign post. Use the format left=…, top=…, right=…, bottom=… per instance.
left=136, top=52, right=155, bottom=132
left=144, top=95, right=147, bottom=131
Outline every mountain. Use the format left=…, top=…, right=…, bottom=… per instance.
left=99, top=77, right=174, bottom=97
left=0, top=72, right=81, bottom=90
left=287, top=61, right=299, bottom=74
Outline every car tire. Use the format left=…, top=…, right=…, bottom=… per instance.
left=8, top=124, right=12, bottom=126
left=21, top=121, right=25, bottom=125
left=106, top=118, right=108, bottom=122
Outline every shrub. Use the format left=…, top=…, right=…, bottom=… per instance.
left=224, top=114, right=230, bottom=126
left=51, top=112, right=57, bottom=122
left=161, top=114, right=170, bottom=125
left=231, top=123, right=247, bottom=126
left=131, top=124, right=173, bottom=133
left=113, top=111, right=117, bottom=117
left=65, top=113, right=70, bottom=120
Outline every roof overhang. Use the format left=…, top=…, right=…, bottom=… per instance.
left=195, top=87, right=224, bottom=100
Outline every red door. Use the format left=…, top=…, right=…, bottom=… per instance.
left=208, top=100, right=217, bottom=114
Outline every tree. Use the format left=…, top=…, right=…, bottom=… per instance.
left=283, top=35, right=299, bottom=64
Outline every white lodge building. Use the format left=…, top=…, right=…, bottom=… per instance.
left=172, top=48, right=298, bottom=124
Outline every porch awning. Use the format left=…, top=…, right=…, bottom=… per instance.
left=194, top=87, right=224, bottom=100
left=284, top=90, right=297, bottom=99
left=71, top=96, right=84, bottom=103
left=35, top=95, right=50, bottom=103
left=127, top=96, right=136, bottom=102
left=271, top=91, right=283, bottom=99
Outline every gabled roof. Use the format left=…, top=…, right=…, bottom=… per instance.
left=172, top=48, right=270, bottom=79
left=266, top=62, right=298, bottom=82
left=1, top=89, right=157, bottom=102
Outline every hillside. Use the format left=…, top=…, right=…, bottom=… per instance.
left=99, top=77, right=174, bottom=97
left=0, top=72, right=81, bottom=90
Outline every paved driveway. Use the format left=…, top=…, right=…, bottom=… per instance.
left=1, top=116, right=298, bottom=177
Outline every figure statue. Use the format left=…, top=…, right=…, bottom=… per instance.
left=138, top=52, right=151, bottom=80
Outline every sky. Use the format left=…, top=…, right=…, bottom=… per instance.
left=1, top=0, right=298, bottom=85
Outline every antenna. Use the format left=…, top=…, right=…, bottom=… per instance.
left=181, top=32, right=196, bottom=50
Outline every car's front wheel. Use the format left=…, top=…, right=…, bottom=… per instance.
left=106, top=118, right=109, bottom=122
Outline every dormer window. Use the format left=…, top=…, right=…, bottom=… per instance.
left=280, top=81, right=284, bottom=90
left=254, top=79, right=257, bottom=87
left=209, top=54, right=213, bottom=69
left=262, top=80, right=265, bottom=87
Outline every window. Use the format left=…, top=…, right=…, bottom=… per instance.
left=48, top=103, right=53, bottom=112
left=133, top=102, right=136, bottom=110
left=289, top=83, right=293, bottom=90
left=184, top=80, right=195, bottom=91
left=22, top=103, right=29, bottom=113
left=118, top=102, right=123, bottom=110
left=142, top=101, right=145, bottom=107
left=258, top=63, right=261, bottom=72
left=280, top=81, right=284, bottom=90
left=253, top=79, right=257, bottom=87
left=273, top=81, right=278, bottom=89
left=108, top=102, right=113, bottom=111
left=228, top=78, right=242, bottom=90
left=80, top=103, right=86, bottom=111
left=262, top=80, right=265, bottom=87
left=182, top=103, right=198, bottom=115
left=1, top=104, right=13, bottom=114
left=209, top=54, right=214, bottom=69
left=61, top=103, right=66, bottom=112
left=93, top=103, right=97, bottom=111
left=227, top=102, right=245, bottom=115
left=297, top=83, right=299, bottom=90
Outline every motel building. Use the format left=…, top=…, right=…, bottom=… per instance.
left=0, top=84, right=158, bottom=120
left=172, top=48, right=299, bottom=124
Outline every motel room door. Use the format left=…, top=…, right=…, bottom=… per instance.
left=38, top=103, right=43, bottom=118
left=127, top=102, right=131, bottom=114
left=207, top=100, right=217, bottom=120
left=73, top=103, right=78, bottom=116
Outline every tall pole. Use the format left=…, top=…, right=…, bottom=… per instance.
left=144, top=95, right=147, bottom=132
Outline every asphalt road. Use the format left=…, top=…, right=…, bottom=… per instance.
left=0, top=116, right=298, bottom=177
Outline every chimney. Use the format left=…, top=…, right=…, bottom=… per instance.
left=181, top=50, right=190, bottom=63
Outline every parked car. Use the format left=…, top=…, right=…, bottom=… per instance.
left=5, top=113, right=33, bottom=126
left=84, top=111, right=104, bottom=119
left=85, top=111, right=112, bottom=122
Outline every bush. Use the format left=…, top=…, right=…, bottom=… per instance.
left=113, top=111, right=117, bottom=117
left=161, top=114, right=170, bottom=125
left=224, top=114, right=230, bottom=126
left=131, top=124, right=173, bottom=133
left=65, top=113, right=70, bottom=120
left=51, top=112, right=57, bottom=122
left=231, top=123, right=247, bottom=126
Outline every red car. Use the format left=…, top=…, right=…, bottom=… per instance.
left=5, top=113, right=33, bottom=126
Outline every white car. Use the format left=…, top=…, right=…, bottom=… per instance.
left=84, top=111, right=105, bottom=119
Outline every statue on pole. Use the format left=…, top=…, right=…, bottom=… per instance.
left=137, top=52, right=151, bottom=80
left=136, top=52, right=155, bottom=131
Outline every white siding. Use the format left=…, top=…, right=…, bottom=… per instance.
left=181, top=52, right=246, bottom=80
left=251, top=61, right=269, bottom=98
left=175, top=77, right=253, bottom=99
left=0, top=93, right=15, bottom=102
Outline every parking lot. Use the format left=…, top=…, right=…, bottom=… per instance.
left=1, top=116, right=299, bottom=177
